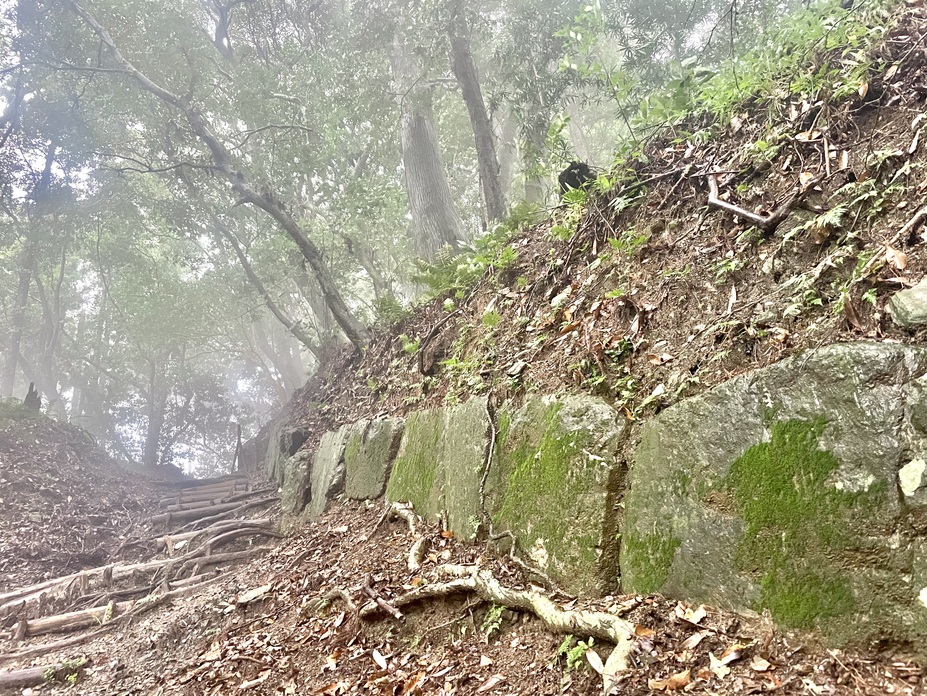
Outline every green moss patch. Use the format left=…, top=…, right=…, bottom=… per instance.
left=726, top=419, right=883, bottom=629
left=385, top=409, right=442, bottom=512
left=621, top=530, right=681, bottom=594
left=490, top=398, right=618, bottom=594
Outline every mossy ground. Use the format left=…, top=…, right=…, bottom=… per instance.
left=726, top=419, right=886, bottom=630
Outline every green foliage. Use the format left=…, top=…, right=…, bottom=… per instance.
left=480, top=604, right=506, bottom=641
left=555, top=635, right=595, bottom=673
left=373, top=295, right=409, bottom=327
left=482, top=311, right=502, bottom=328
left=399, top=334, right=421, bottom=354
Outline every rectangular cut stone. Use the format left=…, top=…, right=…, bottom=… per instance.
left=487, top=395, right=624, bottom=596
left=385, top=397, right=489, bottom=540
left=345, top=418, right=404, bottom=500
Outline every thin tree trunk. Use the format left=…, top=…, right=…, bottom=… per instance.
left=391, top=34, right=465, bottom=262
left=495, top=111, right=517, bottom=205
left=214, top=223, right=321, bottom=360
left=448, top=9, right=505, bottom=224
left=143, top=360, right=167, bottom=468
left=522, top=103, right=549, bottom=205
left=66, top=1, right=369, bottom=349
left=1, top=246, right=32, bottom=397
left=565, top=98, right=592, bottom=164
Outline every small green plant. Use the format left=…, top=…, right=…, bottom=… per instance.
left=482, top=310, right=502, bottom=328
left=555, top=635, right=596, bottom=673
left=481, top=603, right=506, bottom=641
left=399, top=334, right=421, bottom=354
left=372, top=294, right=408, bottom=326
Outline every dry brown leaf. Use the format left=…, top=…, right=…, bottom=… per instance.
left=648, top=669, right=692, bottom=691
left=679, top=630, right=710, bottom=651
left=799, top=171, right=815, bottom=187
left=372, top=649, right=388, bottom=670
left=440, top=530, right=454, bottom=539
left=886, top=245, right=908, bottom=270
left=795, top=130, right=822, bottom=142
left=720, top=643, right=746, bottom=665
left=858, top=82, right=869, bottom=99
left=399, top=672, right=426, bottom=696
left=476, top=674, right=506, bottom=692
left=586, top=649, right=605, bottom=674
left=751, top=656, right=773, bottom=672
left=675, top=603, right=707, bottom=625
left=635, top=624, right=656, bottom=639
left=318, top=682, right=348, bottom=695
left=885, top=63, right=899, bottom=79
left=843, top=295, right=865, bottom=332
left=646, top=352, right=675, bottom=366
left=235, top=584, right=272, bottom=606
left=709, top=653, right=731, bottom=679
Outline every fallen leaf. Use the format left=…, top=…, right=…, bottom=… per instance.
left=675, top=603, right=707, bottom=625
left=709, top=652, right=731, bottom=679
left=400, top=672, right=426, bottom=695
left=476, top=674, right=505, bottom=692
left=440, top=530, right=454, bottom=539
left=234, top=584, right=272, bottom=606
left=646, top=352, right=674, bottom=365
left=648, top=669, right=691, bottom=691
left=886, top=244, right=908, bottom=270
left=885, top=63, right=899, bottom=79
left=479, top=655, right=493, bottom=667
left=794, top=130, right=822, bottom=142
left=680, top=630, right=710, bottom=651
left=635, top=625, right=656, bottom=639
left=372, top=649, right=388, bottom=670
left=751, top=655, right=773, bottom=672
left=720, top=643, right=746, bottom=665
left=858, top=82, right=869, bottom=99
left=799, top=171, right=815, bottom=187
left=586, top=648, right=604, bottom=674
left=317, top=682, right=348, bottom=695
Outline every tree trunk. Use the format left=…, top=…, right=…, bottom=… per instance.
left=66, top=1, right=370, bottom=349
left=448, top=10, right=505, bottom=224
left=1, top=246, right=32, bottom=398
left=565, top=98, right=592, bottom=164
left=495, top=111, right=518, bottom=205
left=215, top=224, right=321, bottom=360
left=143, top=360, right=167, bottom=468
left=522, top=102, right=549, bottom=205
left=391, top=34, right=465, bottom=262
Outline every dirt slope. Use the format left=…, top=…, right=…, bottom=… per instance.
left=284, top=0, right=927, bottom=461
left=0, top=404, right=166, bottom=591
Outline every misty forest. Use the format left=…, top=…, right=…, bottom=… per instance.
left=2, top=0, right=927, bottom=693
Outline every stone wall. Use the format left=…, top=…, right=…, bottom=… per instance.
left=265, top=342, right=927, bottom=651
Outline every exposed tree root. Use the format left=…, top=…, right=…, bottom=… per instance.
left=0, top=660, right=86, bottom=688
left=351, top=564, right=635, bottom=671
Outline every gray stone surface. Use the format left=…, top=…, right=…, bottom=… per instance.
left=345, top=418, right=405, bottom=500
left=280, top=449, right=313, bottom=514
left=622, top=342, right=927, bottom=648
left=307, top=423, right=360, bottom=518
left=385, top=397, right=489, bottom=540
left=888, top=277, right=927, bottom=327
left=487, top=395, right=625, bottom=595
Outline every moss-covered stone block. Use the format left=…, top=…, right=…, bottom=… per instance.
left=385, top=397, right=489, bottom=540
left=386, top=409, right=444, bottom=515
left=622, top=342, right=927, bottom=651
left=345, top=418, right=404, bottom=500
left=487, top=395, right=625, bottom=595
